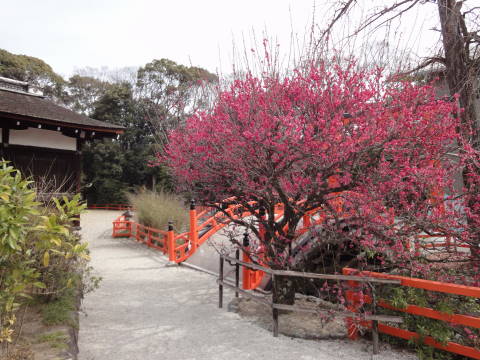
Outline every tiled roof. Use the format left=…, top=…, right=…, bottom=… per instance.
left=0, top=88, right=124, bottom=132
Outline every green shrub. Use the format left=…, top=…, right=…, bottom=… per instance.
left=0, top=161, right=94, bottom=349
left=127, top=190, right=188, bottom=232
left=376, top=284, right=480, bottom=360
left=32, top=194, right=89, bottom=301
left=0, top=161, right=41, bottom=344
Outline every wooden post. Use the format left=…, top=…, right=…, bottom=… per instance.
left=219, top=255, right=224, bottom=308
left=272, top=274, right=279, bottom=337
left=167, top=222, right=176, bottom=262
left=136, top=224, right=140, bottom=242
left=414, top=238, right=421, bottom=257
left=343, top=268, right=360, bottom=340
left=189, top=199, right=198, bottom=253
left=235, top=248, right=240, bottom=298
left=372, top=320, right=379, bottom=354
left=126, top=218, right=132, bottom=238
left=371, top=284, right=379, bottom=355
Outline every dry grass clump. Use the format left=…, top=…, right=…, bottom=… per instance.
left=127, top=190, right=188, bottom=232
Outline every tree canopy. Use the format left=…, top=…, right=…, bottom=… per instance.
left=0, top=49, right=215, bottom=204
left=0, top=48, right=64, bottom=97
left=137, top=58, right=218, bottom=146
left=166, top=59, right=469, bottom=283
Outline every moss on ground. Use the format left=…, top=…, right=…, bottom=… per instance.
left=41, top=289, right=77, bottom=328
left=36, top=331, right=69, bottom=350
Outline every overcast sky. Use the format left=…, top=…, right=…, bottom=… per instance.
left=1, top=1, right=443, bottom=79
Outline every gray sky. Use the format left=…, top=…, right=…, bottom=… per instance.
left=1, top=1, right=444, bottom=78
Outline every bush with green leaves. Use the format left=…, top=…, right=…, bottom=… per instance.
left=32, top=195, right=89, bottom=300
left=0, top=161, right=93, bottom=348
left=0, top=162, right=42, bottom=343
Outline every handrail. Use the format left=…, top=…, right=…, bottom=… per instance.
left=223, top=256, right=401, bottom=284
left=218, top=253, right=402, bottom=355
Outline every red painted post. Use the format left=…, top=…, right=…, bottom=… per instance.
left=245, top=208, right=267, bottom=289
left=147, top=229, right=152, bottom=247
left=189, top=199, right=198, bottom=253
left=124, top=212, right=133, bottom=237
left=167, top=222, right=176, bottom=262
left=242, top=231, right=251, bottom=290
left=303, top=213, right=311, bottom=229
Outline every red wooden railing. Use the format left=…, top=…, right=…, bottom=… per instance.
left=88, top=203, right=133, bottom=210
left=112, top=198, right=468, bottom=285
left=343, top=267, right=480, bottom=359
left=111, top=202, right=285, bottom=289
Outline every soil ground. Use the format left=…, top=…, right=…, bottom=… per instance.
left=231, top=297, right=347, bottom=340
left=78, top=210, right=418, bottom=360
left=0, top=304, right=74, bottom=360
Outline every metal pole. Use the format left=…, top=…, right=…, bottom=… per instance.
left=372, top=320, right=379, bottom=354
left=219, top=255, right=224, bottom=308
left=242, top=231, right=250, bottom=290
left=235, top=248, right=240, bottom=298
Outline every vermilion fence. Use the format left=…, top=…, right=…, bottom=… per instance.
left=111, top=202, right=278, bottom=287
left=112, top=201, right=287, bottom=262
left=88, top=203, right=133, bottom=210
left=343, top=267, right=480, bottom=359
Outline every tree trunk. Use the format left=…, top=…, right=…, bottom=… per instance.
left=437, top=0, right=478, bottom=140
left=438, top=0, right=480, bottom=260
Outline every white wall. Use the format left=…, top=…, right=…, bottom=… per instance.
left=9, top=127, right=76, bottom=151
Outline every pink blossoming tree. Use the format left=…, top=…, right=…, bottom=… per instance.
left=164, top=59, right=473, bottom=290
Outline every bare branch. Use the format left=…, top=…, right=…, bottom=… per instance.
left=353, top=0, right=422, bottom=36
left=321, top=0, right=357, bottom=40
left=388, top=56, right=446, bottom=79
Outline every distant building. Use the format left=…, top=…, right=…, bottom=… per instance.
left=0, top=76, right=124, bottom=198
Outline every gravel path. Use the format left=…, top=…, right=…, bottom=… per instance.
left=78, top=210, right=417, bottom=360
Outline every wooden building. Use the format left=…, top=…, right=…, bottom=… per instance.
left=0, top=76, right=124, bottom=196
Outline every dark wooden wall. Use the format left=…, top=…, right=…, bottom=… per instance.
left=0, top=144, right=81, bottom=193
